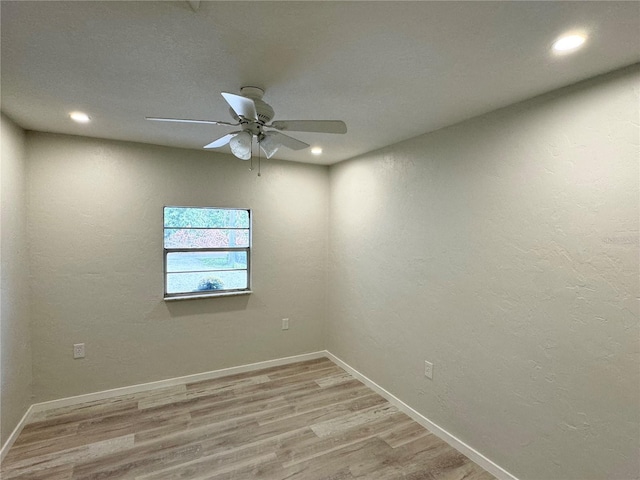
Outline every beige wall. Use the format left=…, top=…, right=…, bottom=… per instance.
left=328, top=66, right=639, bottom=480
left=1, top=114, right=32, bottom=445
left=26, top=133, right=328, bottom=402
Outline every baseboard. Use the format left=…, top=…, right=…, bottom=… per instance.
left=324, top=351, right=519, bottom=480
left=0, top=404, right=34, bottom=463
left=31, top=351, right=325, bottom=414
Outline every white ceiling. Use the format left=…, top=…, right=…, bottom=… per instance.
left=1, top=1, right=639, bottom=165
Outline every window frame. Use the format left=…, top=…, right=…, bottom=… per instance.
left=163, top=206, right=252, bottom=300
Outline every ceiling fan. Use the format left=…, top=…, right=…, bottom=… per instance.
left=146, top=86, right=347, bottom=160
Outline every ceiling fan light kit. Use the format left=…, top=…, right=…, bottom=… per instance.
left=229, top=131, right=253, bottom=160
left=259, top=133, right=281, bottom=159
left=146, top=86, right=346, bottom=163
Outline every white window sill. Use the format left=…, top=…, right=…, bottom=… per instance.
left=164, top=290, right=252, bottom=301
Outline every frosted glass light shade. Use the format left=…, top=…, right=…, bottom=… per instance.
left=230, top=131, right=253, bottom=160
left=259, top=133, right=281, bottom=159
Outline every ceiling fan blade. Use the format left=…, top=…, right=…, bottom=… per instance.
left=269, top=120, right=347, bottom=134
left=203, top=131, right=241, bottom=149
left=221, top=92, right=257, bottom=121
left=146, top=117, right=237, bottom=126
left=264, top=131, right=309, bottom=151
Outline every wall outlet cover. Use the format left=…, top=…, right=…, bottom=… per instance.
left=73, top=343, right=85, bottom=359
left=424, top=360, right=433, bottom=380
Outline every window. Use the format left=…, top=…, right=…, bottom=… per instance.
left=163, top=206, right=251, bottom=299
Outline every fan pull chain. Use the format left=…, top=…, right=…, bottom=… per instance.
left=257, top=141, right=261, bottom=177
left=249, top=136, right=261, bottom=176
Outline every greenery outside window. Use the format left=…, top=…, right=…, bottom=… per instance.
left=163, top=206, right=251, bottom=299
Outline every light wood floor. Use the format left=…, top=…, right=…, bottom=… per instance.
left=1, top=357, right=496, bottom=479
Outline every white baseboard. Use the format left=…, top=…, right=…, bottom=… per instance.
left=324, top=351, right=519, bottom=480
left=0, top=404, right=34, bottom=463
left=32, top=351, right=326, bottom=413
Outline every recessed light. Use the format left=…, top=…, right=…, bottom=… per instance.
left=69, top=111, right=90, bottom=123
left=311, top=147, right=322, bottom=155
left=552, top=33, right=587, bottom=54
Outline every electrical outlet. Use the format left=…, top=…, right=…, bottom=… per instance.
left=73, top=343, right=85, bottom=359
left=424, top=360, right=433, bottom=380
left=282, top=318, right=289, bottom=330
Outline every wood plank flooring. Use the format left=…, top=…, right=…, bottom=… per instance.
left=1, top=358, right=496, bottom=479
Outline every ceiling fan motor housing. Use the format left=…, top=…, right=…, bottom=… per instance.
left=229, top=105, right=274, bottom=131
left=240, top=86, right=275, bottom=124
left=227, top=101, right=274, bottom=124
left=254, top=99, right=275, bottom=124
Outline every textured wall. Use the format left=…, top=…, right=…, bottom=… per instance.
left=0, top=114, right=32, bottom=445
left=328, top=66, right=639, bottom=480
left=27, top=133, right=328, bottom=402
